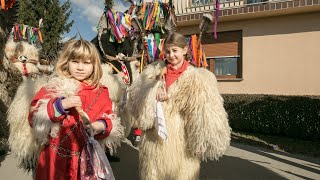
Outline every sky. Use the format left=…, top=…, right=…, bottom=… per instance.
left=62, top=0, right=131, bottom=42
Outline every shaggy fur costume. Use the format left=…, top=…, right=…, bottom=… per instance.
left=127, top=61, right=231, bottom=180
left=7, top=74, right=124, bottom=171
left=7, top=76, right=49, bottom=170
left=101, top=61, right=139, bottom=137
left=4, top=38, right=53, bottom=79
left=0, top=40, right=22, bottom=140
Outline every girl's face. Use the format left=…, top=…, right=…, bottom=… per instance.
left=165, top=45, right=188, bottom=69
left=68, top=59, right=93, bottom=82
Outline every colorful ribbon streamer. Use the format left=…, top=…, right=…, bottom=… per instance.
left=12, top=23, right=43, bottom=44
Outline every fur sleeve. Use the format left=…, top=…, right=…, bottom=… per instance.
left=100, top=63, right=125, bottom=103
left=30, top=98, right=60, bottom=145
left=127, top=61, right=165, bottom=130
left=98, top=116, right=124, bottom=155
left=177, top=68, right=231, bottom=161
left=7, top=77, right=50, bottom=170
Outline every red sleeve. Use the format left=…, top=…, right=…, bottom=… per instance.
left=94, top=118, right=113, bottom=139
left=94, top=87, right=113, bottom=139
left=28, top=87, right=47, bottom=127
left=28, top=87, right=65, bottom=127
left=47, top=97, right=67, bottom=123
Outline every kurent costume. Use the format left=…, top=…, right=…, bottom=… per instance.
left=94, top=17, right=140, bottom=137
left=128, top=60, right=231, bottom=180
left=100, top=61, right=139, bottom=137
left=7, top=75, right=124, bottom=179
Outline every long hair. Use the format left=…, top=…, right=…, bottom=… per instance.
left=55, top=39, right=103, bottom=86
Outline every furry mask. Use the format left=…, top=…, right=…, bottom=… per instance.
left=4, top=38, right=53, bottom=78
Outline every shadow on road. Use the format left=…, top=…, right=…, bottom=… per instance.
left=233, top=143, right=320, bottom=175
left=0, top=151, right=8, bottom=166
left=232, top=134, right=320, bottom=165
left=0, top=142, right=9, bottom=166
left=276, top=168, right=315, bottom=180
left=200, top=155, right=287, bottom=180
left=110, top=141, right=139, bottom=180
left=110, top=141, right=289, bottom=180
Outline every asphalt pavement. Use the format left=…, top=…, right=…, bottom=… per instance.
left=1, top=139, right=319, bottom=180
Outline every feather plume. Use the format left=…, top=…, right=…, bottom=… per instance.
left=164, top=3, right=177, bottom=34
left=130, top=10, right=145, bottom=35
left=97, top=12, right=109, bottom=58
left=130, top=3, right=146, bottom=56
left=164, top=14, right=176, bottom=34
left=199, top=13, right=213, bottom=44
left=199, top=13, right=213, bottom=33
left=105, top=0, right=113, bottom=9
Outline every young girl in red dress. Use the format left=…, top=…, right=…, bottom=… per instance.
left=28, top=39, right=121, bottom=180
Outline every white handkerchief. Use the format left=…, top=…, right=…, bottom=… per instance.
left=154, top=101, right=168, bottom=140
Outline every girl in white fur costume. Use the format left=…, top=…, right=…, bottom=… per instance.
left=8, top=39, right=124, bottom=179
left=127, top=32, right=231, bottom=180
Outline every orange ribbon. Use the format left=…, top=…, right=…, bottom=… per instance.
left=1, top=0, right=5, bottom=9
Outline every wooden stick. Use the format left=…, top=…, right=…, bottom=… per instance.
left=107, top=62, right=130, bottom=82
left=107, top=62, right=121, bottom=74
left=75, top=107, right=90, bottom=125
left=140, top=50, right=144, bottom=73
left=75, top=107, right=94, bottom=137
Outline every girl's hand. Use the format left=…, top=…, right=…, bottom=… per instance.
left=156, top=78, right=168, bottom=102
left=85, top=121, right=105, bottom=135
left=156, top=86, right=168, bottom=102
left=61, top=96, right=82, bottom=110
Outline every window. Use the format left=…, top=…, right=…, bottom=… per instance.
left=206, top=56, right=241, bottom=79
left=202, top=30, right=242, bottom=80
left=215, top=57, right=238, bottom=76
left=246, top=0, right=266, bottom=4
left=191, top=0, right=214, bottom=6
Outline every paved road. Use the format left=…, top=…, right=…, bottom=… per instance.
left=1, top=139, right=319, bottom=180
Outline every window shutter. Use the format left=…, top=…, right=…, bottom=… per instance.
left=201, top=30, right=242, bottom=57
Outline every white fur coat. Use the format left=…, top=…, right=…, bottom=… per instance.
left=100, top=62, right=139, bottom=137
left=127, top=61, right=231, bottom=180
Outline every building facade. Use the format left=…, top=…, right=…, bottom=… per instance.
left=159, top=0, right=320, bottom=95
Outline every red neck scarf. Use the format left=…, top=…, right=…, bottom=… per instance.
left=165, top=60, right=189, bottom=90
left=80, top=81, right=98, bottom=90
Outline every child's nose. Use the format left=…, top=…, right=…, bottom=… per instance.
left=77, top=62, right=84, bottom=69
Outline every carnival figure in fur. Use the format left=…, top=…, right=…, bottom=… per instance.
left=1, top=37, right=47, bottom=107
left=7, top=39, right=124, bottom=178
left=94, top=9, right=141, bottom=138
left=5, top=38, right=55, bottom=171
left=127, top=32, right=231, bottom=180
left=0, top=27, right=22, bottom=143
left=0, top=0, right=22, bottom=142
left=4, top=38, right=53, bottom=79
left=2, top=37, right=50, bottom=148
left=100, top=59, right=139, bottom=138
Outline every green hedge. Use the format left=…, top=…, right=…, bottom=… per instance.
left=222, top=94, right=320, bottom=140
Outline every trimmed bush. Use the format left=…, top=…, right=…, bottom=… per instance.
left=222, top=94, right=320, bottom=140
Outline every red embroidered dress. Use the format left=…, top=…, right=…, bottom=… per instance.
left=29, top=82, right=113, bottom=180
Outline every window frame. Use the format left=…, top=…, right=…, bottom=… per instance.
left=206, top=55, right=242, bottom=80
left=200, top=30, right=243, bottom=81
left=190, top=0, right=214, bottom=7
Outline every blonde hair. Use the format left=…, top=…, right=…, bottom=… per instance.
left=55, top=39, right=102, bottom=86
